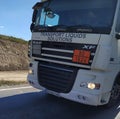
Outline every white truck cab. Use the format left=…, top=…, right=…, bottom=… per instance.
left=28, top=0, right=120, bottom=106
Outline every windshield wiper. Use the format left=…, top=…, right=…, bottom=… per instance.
left=68, top=24, right=94, bottom=32
left=33, top=25, right=50, bottom=32
left=34, top=25, right=68, bottom=32
left=50, top=25, right=69, bottom=31
left=34, top=24, right=94, bottom=32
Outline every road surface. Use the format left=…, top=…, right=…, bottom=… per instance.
left=0, top=85, right=120, bottom=119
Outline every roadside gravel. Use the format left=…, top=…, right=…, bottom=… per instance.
left=0, top=71, right=28, bottom=86
left=0, top=70, right=28, bottom=82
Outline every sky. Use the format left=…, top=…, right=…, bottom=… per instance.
left=0, top=0, right=39, bottom=40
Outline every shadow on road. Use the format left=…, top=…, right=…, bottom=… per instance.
left=0, top=91, right=120, bottom=119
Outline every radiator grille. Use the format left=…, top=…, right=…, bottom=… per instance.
left=38, top=62, right=78, bottom=93
left=32, top=41, right=97, bottom=68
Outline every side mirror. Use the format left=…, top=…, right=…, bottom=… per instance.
left=32, top=10, right=38, bottom=23
left=30, top=23, right=35, bottom=32
left=116, top=33, right=120, bottom=40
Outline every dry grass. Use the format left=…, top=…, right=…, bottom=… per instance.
left=0, top=80, right=28, bottom=86
left=0, top=34, right=28, bottom=44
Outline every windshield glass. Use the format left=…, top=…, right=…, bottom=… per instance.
left=34, top=0, right=117, bottom=34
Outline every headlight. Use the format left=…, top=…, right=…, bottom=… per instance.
left=32, top=40, right=41, bottom=56
left=28, top=40, right=31, bottom=57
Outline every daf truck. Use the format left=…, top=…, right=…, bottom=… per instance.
left=28, top=0, right=120, bottom=106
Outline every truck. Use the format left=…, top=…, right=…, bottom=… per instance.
left=28, top=0, right=120, bottom=106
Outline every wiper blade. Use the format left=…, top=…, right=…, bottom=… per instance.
left=34, top=25, right=69, bottom=32
left=69, top=24, right=94, bottom=32
left=50, top=25, right=69, bottom=31
left=50, top=24, right=94, bottom=32
left=34, top=24, right=94, bottom=32
left=34, top=25, right=50, bottom=31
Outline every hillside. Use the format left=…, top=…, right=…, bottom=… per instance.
left=0, top=35, right=29, bottom=71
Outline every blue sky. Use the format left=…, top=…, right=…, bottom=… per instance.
left=0, top=0, right=38, bottom=40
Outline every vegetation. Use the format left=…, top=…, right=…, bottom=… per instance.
left=0, top=34, right=28, bottom=44
left=0, top=34, right=29, bottom=71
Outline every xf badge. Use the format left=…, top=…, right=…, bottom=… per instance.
left=82, top=45, right=96, bottom=50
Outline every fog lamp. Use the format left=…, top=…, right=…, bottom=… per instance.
left=88, top=83, right=96, bottom=89
left=28, top=69, right=34, bottom=74
left=88, top=83, right=100, bottom=90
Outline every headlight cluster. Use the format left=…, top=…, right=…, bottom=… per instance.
left=32, top=40, right=42, bottom=56
left=28, top=40, right=31, bottom=57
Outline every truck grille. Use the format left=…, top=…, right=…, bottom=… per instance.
left=38, top=62, right=78, bottom=93
left=32, top=41, right=97, bottom=68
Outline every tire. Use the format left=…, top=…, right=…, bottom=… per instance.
left=106, top=81, right=120, bottom=107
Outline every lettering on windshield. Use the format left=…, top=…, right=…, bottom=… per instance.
left=41, top=32, right=86, bottom=42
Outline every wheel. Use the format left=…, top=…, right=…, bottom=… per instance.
left=106, top=81, right=120, bottom=107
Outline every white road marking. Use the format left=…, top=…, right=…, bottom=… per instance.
left=0, top=86, right=33, bottom=92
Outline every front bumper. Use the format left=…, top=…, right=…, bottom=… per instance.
left=47, top=90, right=101, bottom=106
left=27, top=61, right=111, bottom=106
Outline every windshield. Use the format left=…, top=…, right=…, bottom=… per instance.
left=34, top=0, right=117, bottom=34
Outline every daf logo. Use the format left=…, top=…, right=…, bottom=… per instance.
left=83, top=45, right=96, bottom=50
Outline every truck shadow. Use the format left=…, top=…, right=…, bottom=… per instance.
left=0, top=91, right=119, bottom=119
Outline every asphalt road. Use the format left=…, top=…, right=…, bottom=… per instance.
left=0, top=86, right=120, bottom=119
